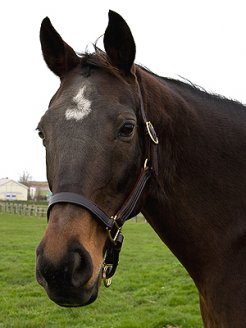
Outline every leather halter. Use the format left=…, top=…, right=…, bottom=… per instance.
left=47, top=79, right=159, bottom=287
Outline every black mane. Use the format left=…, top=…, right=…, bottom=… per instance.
left=138, top=65, right=246, bottom=109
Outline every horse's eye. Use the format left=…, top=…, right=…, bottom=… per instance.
left=38, top=130, right=45, bottom=140
left=118, top=123, right=135, bottom=138
left=37, top=128, right=46, bottom=146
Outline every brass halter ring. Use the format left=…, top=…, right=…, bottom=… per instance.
left=107, top=215, right=122, bottom=245
left=102, top=264, right=113, bottom=287
left=146, top=121, right=159, bottom=144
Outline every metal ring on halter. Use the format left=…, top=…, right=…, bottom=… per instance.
left=146, top=121, right=159, bottom=144
left=102, top=264, right=113, bottom=287
left=107, top=215, right=122, bottom=245
left=144, top=158, right=149, bottom=171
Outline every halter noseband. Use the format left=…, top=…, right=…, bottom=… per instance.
left=47, top=80, right=159, bottom=287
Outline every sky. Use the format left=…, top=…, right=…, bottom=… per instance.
left=1, top=0, right=246, bottom=181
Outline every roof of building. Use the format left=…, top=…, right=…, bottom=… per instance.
left=0, top=178, right=28, bottom=189
left=28, top=181, right=49, bottom=188
left=0, top=178, right=9, bottom=186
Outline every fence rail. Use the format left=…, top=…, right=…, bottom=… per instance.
left=0, top=202, right=47, bottom=217
left=0, top=202, right=146, bottom=222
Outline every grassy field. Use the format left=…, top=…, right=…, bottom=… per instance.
left=0, top=213, right=203, bottom=328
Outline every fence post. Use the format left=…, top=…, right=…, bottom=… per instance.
left=0, top=202, right=47, bottom=218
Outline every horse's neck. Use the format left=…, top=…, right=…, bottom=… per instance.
left=139, top=68, right=246, bottom=284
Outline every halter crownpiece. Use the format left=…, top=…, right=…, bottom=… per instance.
left=47, top=79, right=159, bottom=287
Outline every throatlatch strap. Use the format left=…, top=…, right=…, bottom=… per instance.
left=115, top=168, right=151, bottom=226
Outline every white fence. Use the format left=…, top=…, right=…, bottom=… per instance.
left=0, top=202, right=147, bottom=221
left=0, top=202, right=47, bottom=217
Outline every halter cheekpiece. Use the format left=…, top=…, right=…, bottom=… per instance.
left=47, top=78, right=159, bottom=287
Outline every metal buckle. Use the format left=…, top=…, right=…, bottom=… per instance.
left=146, top=121, right=159, bottom=144
left=144, top=158, right=149, bottom=171
left=102, top=264, right=113, bottom=287
left=107, top=215, right=121, bottom=245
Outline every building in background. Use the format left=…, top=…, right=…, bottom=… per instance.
left=0, top=178, right=28, bottom=201
left=28, top=181, right=50, bottom=201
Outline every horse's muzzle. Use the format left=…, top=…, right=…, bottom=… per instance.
left=36, top=240, right=99, bottom=307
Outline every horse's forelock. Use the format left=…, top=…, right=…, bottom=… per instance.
left=79, top=48, right=134, bottom=84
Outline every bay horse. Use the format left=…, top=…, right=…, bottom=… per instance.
left=36, top=10, right=246, bottom=328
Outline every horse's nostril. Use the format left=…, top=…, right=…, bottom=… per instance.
left=36, top=259, right=48, bottom=289
left=36, top=242, right=93, bottom=291
left=71, top=250, right=92, bottom=288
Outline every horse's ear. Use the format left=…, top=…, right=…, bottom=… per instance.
left=40, top=17, right=79, bottom=78
left=103, top=10, right=136, bottom=74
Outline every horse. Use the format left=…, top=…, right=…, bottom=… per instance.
left=36, top=10, right=246, bottom=328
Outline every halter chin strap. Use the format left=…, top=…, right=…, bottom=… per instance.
left=47, top=79, right=158, bottom=287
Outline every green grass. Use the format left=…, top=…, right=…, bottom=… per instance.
left=0, top=213, right=203, bottom=328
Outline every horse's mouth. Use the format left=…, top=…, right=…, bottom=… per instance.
left=44, top=282, right=99, bottom=307
left=48, top=286, right=99, bottom=307
left=36, top=267, right=100, bottom=307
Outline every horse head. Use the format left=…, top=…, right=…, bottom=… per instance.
left=36, top=11, right=153, bottom=307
